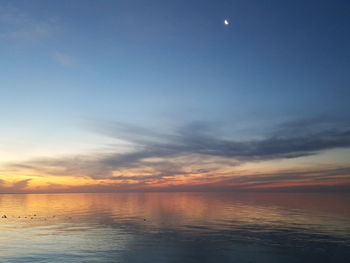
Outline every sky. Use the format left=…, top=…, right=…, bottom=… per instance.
left=1, top=0, right=350, bottom=193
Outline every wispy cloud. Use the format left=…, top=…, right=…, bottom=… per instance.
left=205, top=167, right=350, bottom=190
left=17, top=166, right=350, bottom=193
left=3, top=117, right=350, bottom=192
left=0, top=5, right=57, bottom=43
left=52, top=52, right=76, bottom=67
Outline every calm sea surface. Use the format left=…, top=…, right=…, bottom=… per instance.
left=0, top=192, right=349, bottom=263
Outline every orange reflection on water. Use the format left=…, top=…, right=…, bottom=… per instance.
left=1, top=192, right=350, bottom=230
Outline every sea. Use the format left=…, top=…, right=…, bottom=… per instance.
left=0, top=192, right=349, bottom=263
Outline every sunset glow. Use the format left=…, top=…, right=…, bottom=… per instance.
left=0, top=0, right=349, bottom=194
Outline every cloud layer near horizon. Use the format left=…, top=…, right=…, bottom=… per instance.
left=2, top=118, right=350, bottom=192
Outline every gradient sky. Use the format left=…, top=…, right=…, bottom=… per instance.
left=1, top=0, right=350, bottom=193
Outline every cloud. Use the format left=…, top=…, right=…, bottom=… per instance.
left=0, top=5, right=57, bottom=43
left=12, top=179, right=31, bottom=189
left=213, top=167, right=350, bottom=187
left=92, top=118, right=350, bottom=164
left=32, top=166, right=350, bottom=193
left=3, top=117, right=350, bottom=192
left=52, top=52, right=76, bottom=67
left=0, top=179, right=31, bottom=193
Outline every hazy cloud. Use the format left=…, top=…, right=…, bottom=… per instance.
left=52, top=52, right=76, bottom=67
left=0, top=179, right=31, bottom=193
left=0, top=5, right=57, bottom=43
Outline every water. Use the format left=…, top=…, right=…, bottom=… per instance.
left=0, top=192, right=349, bottom=263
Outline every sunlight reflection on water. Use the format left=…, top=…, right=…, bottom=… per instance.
left=0, top=192, right=349, bottom=263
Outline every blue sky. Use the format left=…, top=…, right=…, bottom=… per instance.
left=0, top=0, right=350, bottom=192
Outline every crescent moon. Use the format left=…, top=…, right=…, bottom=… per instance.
left=224, top=19, right=229, bottom=25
